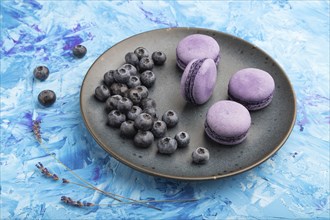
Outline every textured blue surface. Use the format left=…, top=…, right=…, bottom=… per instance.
left=1, top=0, right=329, bottom=219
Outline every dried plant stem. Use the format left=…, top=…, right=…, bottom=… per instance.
left=94, top=198, right=198, bottom=206
left=38, top=144, right=122, bottom=201
left=38, top=142, right=162, bottom=211
left=68, top=181, right=196, bottom=207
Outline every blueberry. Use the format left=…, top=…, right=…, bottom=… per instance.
left=120, top=120, right=137, bottom=138
left=127, top=76, right=141, bottom=88
left=135, top=85, right=149, bottom=99
left=140, top=98, right=156, bottom=110
left=134, top=47, right=149, bottom=60
left=121, top=63, right=138, bottom=76
left=128, top=89, right=143, bottom=105
left=114, top=67, right=130, bottom=84
left=33, top=66, right=49, bottom=81
left=117, top=97, right=133, bottom=113
left=95, top=85, right=111, bottom=101
left=151, top=120, right=167, bottom=138
left=152, top=51, right=166, bottom=65
left=127, top=106, right=142, bottom=121
left=38, top=90, right=56, bottom=107
left=72, top=44, right=87, bottom=58
left=175, top=131, right=190, bottom=148
left=157, top=137, right=177, bottom=154
left=104, top=70, right=116, bottom=86
left=107, top=110, right=126, bottom=128
left=142, top=108, right=157, bottom=120
left=125, top=52, right=139, bottom=67
left=162, top=110, right=179, bottom=128
left=138, top=57, right=154, bottom=72
left=105, top=94, right=122, bottom=112
left=134, top=130, right=154, bottom=148
left=140, top=70, right=156, bottom=88
left=134, top=113, right=153, bottom=131
left=192, top=147, right=210, bottom=164
left=110, top=83, right=128, bottom=97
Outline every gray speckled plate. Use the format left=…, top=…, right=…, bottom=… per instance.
left=80, top=27, right=296, bottom=180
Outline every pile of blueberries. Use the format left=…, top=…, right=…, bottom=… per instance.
left=94, top=47, right=192, bottom=155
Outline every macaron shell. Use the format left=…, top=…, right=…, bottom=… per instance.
left=180, top=59, right=196, bottom=99
left=180, top=58, right=217, bottom=105
left=228, top=68, right=275, bottom=103
left=176, top=34, right=220, bottom=70
left=206, top=100, right=251, bottom=138
left=192, top=59, right=217, bottom=104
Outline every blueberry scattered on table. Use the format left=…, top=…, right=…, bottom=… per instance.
left=125, top=52, right=140, bottom=67
left=138, top=57, right=154, bottom=72
left=140, top=70, right=156, bottom=88
left=127, top=76, right=141, bottom=88
left=121, top=63, right=138, bottom=76
left=135, top=85, right=149, bottom=99
left=107, top=110, right=126, bottom=128
left=105, top=94, right=122, bottom=112
left=117, top=97, right=133, bottom=113
left=175, top=131, right=190, bottom=148
left=72, top=44, right=87, bottom=58
left=120, top=120, right=137, bottom=138
left=142, top=107, right=157, bottom=120
left=38, top=89, right=56, bottom=107
left=152, top=51, right=166, bottom=65
left=151, top=120, right=167, bottom=138
left=134, top=113, right=153, bottom=131
left=33, top=66, right=49, bottom=81
left=95, top=85, right=111, bottom=102
left=157, top=137, right=177, bottom=154
left=114, top=67, right=130, bottom=84
left=127, top=106, right=143, bottom=121
left=104, top=70, right=116, bottom=86
left=162, top=110, right=179, bottom=128
left=134, top=130, right=154, bottom=148
left=110, top=83, right=128, bottom=97
left=192, top=147, right=210, bottom=164
left=128, top=89, right=143, bottom=105
left=134, top=47, right=149, bottom=60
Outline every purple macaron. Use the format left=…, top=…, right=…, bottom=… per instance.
left=228, top=68, right=275, bottom=111
left=205, top=100, right=251, bottom=145
left=180, top=58, right=217, bottom=105
left=176, top=34, right=220, bottom=70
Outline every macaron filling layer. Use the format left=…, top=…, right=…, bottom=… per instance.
left=176, top=53, right=220, bottom=70
left=228, top=91, right=274, bottom=110
left=204, top=120, right=248, bottom=144
left=184, top=59, right=206, bottom=104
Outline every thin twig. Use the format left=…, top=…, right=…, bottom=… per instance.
left=66, top=180, right=197, bottom=205
left=95, top=198, right=198, bottom=206
left=64, top=180, right=162, bottom=211
left=60, top=195, right=197, bottom=208
left=37, top=141, right=162, bottom=210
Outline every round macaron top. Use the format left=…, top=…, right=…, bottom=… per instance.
left=180, top=58, right=217, bottom=105
left=206, top=100, right=251, bottom=138
left=176, top=34, right=220, bottom=70
left=228, top=68, right=275, bottom=103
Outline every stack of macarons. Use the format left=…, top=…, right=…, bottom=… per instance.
left=177, top=34, right=220, bottom=105
left=177, top=34, right=275, bottom=145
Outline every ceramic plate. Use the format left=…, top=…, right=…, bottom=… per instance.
left=80, top=27, right=296, bottom=180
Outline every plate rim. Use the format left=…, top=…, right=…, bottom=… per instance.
left=80, top=27, right=297, bottom=181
